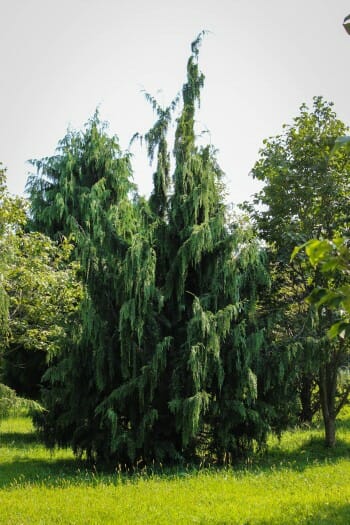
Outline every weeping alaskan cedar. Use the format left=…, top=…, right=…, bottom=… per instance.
left=28, top=35, right=270, bottom=465
left=28, top=115, right=162, bottom=463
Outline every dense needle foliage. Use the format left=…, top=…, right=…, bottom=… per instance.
left=149, top=34, right=270, bottom=460
left=27, top=36, right=271, bottom=465
left=28, top=113, right=160, bottom=462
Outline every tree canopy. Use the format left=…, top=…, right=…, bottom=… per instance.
left=247, top=97, right=350, bottom=446
left=0, top=165, right=78, bottom=413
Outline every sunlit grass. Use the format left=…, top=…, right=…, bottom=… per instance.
left=0, top=410, right=350, bottom=524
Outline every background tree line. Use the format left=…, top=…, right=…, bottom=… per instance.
left=1, top=35, right=349, bottom=465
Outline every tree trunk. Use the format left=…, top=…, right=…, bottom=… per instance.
left=319, top=364, right=337, bottom=447
left=324, top=414, right=336, bottom=448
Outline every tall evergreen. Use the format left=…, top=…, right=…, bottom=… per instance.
left=29, top=37, right=270, bottom=465
left=28, top=115, right=161, bottom=463
left=158, top=34, right=269, bottom=460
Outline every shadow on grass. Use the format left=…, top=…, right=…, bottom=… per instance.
left=0, top=431, right=38, bottom=448
left=261, top=412, right=350, bottom=470
left=308, top=502, right=350, bottom=525
left=0, top=416, right=349, bottom=489
left=252, top=502, right=350, bottom=525
left=0, top=457, right=89, bottom=489
left=0, top=427, right=88, bottom=489
left=263, top=435, right=350, bottom=472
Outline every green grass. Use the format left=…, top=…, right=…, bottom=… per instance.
left=1, top=411, right=350, bottom=524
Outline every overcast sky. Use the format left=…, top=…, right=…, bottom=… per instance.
left=1, top=0, right=350, bottom=205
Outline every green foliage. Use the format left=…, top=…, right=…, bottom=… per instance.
left=138, top=33, right=270, bottom=461
left=293, top=237, right=350, bottom=336
left=2, top=233, right=82, bottom=399
left=250, top=97, right=350, bottom=249
left=248, top=97, right=350, bottom=444
left=28, top=36, right=271, bottom=465
left=0, top=383, right=43, bottom=421
left=28, top=112, right=162, bottom=463
left=294, top=237, right=350, bottom=419
left=0, top=164, right=20, bottom=350
left=332, top=135, right=350, bottom=155
left=0, top=165, right=82, bottom=399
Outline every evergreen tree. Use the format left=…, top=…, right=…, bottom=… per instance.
left=161, top=34, right=269, bottom=460
left=134, top=34, right=270, bottom=461
left=29, top=37, right=270, bottom=465
left=28, top=114, right=164, bottom=463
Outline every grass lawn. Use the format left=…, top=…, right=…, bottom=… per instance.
left=0, top=410, right=350, bottom=524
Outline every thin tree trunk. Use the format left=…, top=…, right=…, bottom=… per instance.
left=319, top=364, right=336, bottom=447
left=324, top=415, right=336, bottom=448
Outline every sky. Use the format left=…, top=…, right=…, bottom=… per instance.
left=1, top=0, right=350, bottom=206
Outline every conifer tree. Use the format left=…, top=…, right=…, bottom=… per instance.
left=29, top=37, right=270, bottom=465
left=28, top=114, right=165, bottom=463
left=164, top=34, right=269, bottom=459
left=140, top=34, right=270, bottom=461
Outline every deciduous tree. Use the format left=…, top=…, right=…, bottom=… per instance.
left=0, top=164, right=81, bottom=400
left=247, top=97, right=350, bottom=446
